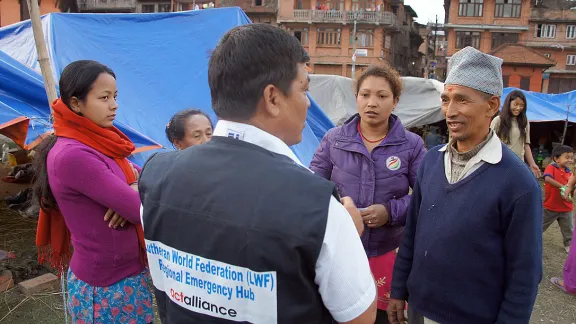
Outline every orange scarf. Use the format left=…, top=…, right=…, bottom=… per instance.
left=36, top=99, right=147, bottom=275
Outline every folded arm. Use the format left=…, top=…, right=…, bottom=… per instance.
left=54, top=147, right=142, bottom=224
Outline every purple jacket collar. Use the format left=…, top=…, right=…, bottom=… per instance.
left=334, top=114, right=408, bottom=155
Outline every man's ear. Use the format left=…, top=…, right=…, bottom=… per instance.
left=173, top=139, right=183, bottom=150
left=262, top=84, right=281, bottom=118
left=487, top=96, right=501, bottom=117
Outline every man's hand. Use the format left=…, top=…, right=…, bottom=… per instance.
left=387, top=299, right=407, bottom=324
left=105, top=208, right=128, bottom=229
left=529, top=164, right=541, bottom=178
left=361, top=204, right=389, bottom=228
left=341, top=197, right=364, bottom=236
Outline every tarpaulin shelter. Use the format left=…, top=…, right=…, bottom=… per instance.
left=0, top=9, right=333, bottom=165
left=309, top=74, right=445, bottom=128
left=0, top=49, right=161, bottom=153
left=309, top=74, right=576, bottom=128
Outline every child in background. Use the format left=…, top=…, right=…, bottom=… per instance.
left=543, top=145, right=575, bottom=253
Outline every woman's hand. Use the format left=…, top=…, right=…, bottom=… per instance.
left=130, top=163, right=140, bottom=181
left=529, top=164, right=542, bottom=178
left=105, top=208, right=128, bottom=229
left=361, top=204, right=389, bottom=228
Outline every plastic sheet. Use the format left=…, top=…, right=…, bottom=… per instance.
left=0, top=9, right=334, bottom=165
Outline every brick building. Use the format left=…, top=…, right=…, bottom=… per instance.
left=527, top=0, right=576, bottom=93
left=421, top=22, right=448, bottom=81
left=275, top=0, right=389, bottom=77
left=444, top=0, right=576, bottom=93
left=217, top=0, right=277, bottom=24
left=0, top=0, right=59, bottom=27
left=489, top=43, right=555, bottom=91
left=445, top=0, right=531, bottom=55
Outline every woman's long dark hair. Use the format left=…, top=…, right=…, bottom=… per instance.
left=497, top=90, right=527, bottom=144
left=32, top=60, right=116, bottom=211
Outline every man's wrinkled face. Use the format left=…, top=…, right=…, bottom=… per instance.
left=441, top=84, right=493, bottom=143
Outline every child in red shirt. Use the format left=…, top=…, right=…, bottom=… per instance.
left=543, top=145, right=575, bottom=253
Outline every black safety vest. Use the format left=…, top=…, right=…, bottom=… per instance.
left=140, top=136, right=337, bottom=323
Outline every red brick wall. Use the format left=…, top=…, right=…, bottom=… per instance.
left=446, top=0, right=531, bottom=56
left=502, top=65, right=543, bottom=92
left=0, top=0, right=59, bottom=27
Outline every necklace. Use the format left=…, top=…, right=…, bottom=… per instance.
left=357, top=123, right=387, bottom=143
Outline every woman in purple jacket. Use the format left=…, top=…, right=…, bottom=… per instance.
left=310, top=64, right=426, bottom=324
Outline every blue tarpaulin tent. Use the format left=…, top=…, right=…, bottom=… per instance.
left=0, top=9, right=333, bottom=165
left=0, top=49, right=161, bottom=152
left=501, top=88, right=576, bottom=123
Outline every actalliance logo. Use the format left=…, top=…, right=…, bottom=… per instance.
left=170, top=289, right=238, bottom=318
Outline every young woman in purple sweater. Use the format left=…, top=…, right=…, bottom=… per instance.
left=33, top=61, right=153, bottom=323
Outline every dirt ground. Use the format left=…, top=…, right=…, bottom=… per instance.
left=0, top=177, right=575, bottom=323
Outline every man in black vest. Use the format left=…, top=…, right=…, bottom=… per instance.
left=139, top=24, right=377, bottom=324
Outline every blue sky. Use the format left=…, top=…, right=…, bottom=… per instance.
left=404, top=0, right=446, bottom=24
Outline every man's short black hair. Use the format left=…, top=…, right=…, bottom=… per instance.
left=208, top=24, right=310, bottom=120
left=552, top=144, right=574, bottom=159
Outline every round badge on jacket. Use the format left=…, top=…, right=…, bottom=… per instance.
left=386, top=156, right=401, bottom=171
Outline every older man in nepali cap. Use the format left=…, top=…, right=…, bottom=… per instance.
left=387, top=47, right=543, bottom=324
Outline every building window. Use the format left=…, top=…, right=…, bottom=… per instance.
left=20, top=0, right=30, bottom=21
left=535, top=24, right=556, bottom=38
left=503, top=75, right=510, bottom=88
left=351, top=0, right=375, bottom=11
left=325, top=0, right=345, bottom=10
left=567, top=25, right=576, bottom=39
left=520, top=77, right=530, bottom=91
left=255, top=0, right=262, bottom=6
left=351, top=30, right=374, bottom=47
left=141, top=4, right=155, bottom=12
left=456, top=31, right=481, bottom=49
left=317, top=28, right=341, bottom=46
left=458, top=0, right=483, bottom=17
left=494, top=0, right=521, bottom=18
left=288, top=28, right=309, bottom=46
left=567, top=55, right=576, bottom=66
left=384, top=35, right=392, bottom=49
left=491, top=33, right=519, bottom=49
left=158, top=4, right=171, bottom=12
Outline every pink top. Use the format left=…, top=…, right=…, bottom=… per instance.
left=47, top=137, right=143, bottom=287
left=565, top=238, right=576, bottom=294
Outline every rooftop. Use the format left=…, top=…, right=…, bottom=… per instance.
left=489, top=44, right=556, bottom=67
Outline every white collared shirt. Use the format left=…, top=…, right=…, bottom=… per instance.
left=212, top=120, right=376, bottom=322
left=439, top=131, right=503, bottom=183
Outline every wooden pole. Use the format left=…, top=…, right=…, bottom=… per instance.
left=561, top=104, right=571, bottom=145
left=26, top=0, right=58, bottom=115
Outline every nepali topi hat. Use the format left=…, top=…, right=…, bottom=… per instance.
left=445, top=46, right=504, bottom=96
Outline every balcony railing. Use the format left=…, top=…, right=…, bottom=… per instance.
left=78, top=0, right=136, bottom=11
left=289, top=9, right=399, bottom=27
